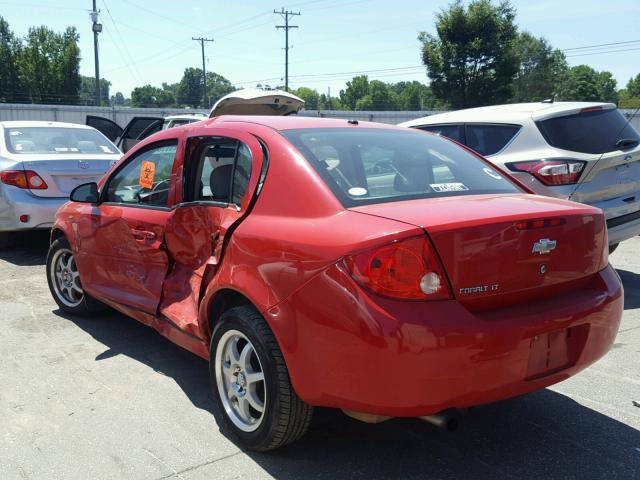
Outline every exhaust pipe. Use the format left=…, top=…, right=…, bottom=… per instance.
left=420, top=410, right=460, bottom=432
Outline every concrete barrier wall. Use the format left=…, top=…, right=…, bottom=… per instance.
left=0, top=103, right=638, bottom=129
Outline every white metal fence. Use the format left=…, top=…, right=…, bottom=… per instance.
left=0, top=102, right=638, bottom=129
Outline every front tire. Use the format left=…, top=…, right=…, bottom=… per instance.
left=210, top=306, right=313, bottom=451
left=46, top=237, right=106, bottom=315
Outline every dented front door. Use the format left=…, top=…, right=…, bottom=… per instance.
left=158, top=129, right=265, bottom=336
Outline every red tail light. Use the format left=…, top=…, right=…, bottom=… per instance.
left=506, top=160, right=586, bottom=186
left=0, top=170, right=48, bottom=190
left=344, top=236, right=451, bottom=300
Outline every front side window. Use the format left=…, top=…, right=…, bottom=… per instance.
left=281, top=128, right=521, bottom=207
left=4, top=127, right=118, bottom=154
left=188, top=138, right=253, bottom=206
left=105, top=141, right=177, bottom=207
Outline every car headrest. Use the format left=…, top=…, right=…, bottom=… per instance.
left=209, top=164, right=233, bottom=201
left=205, top=146, right=236, bottom=159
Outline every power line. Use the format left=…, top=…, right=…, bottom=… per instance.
left=562, top=39, right=640, bottom=52
left=566, top=46, right=640, bottom=58
left=193, top=37, right=214, bottom=108
left=274, top=8, right=301, bottom=92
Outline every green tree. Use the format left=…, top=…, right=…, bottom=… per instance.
left=318, top=93, right=342, bottom=110
left=177, top=67, right=202, bottom=107
left=79, top=75, right=111, bottom=106
left=618, top=74, right=640, bottom=108
left=419, top=0, right=519, bottom=108
left=627, top=74, right=640, bottom=97
left=339, top=75, right=370, bottom=110
left=177, top=68, right=234, bottom=108
left=131, top=84, right=175, bottom=107
left=0, top=17, right=22, bottom=103
left=355, top=80, right=398, bottom=110
left=390, top=81, right=445, bottom=110
left=294, top=87, right=320, bottom=110
left=556, top=65, right=618, bottom=103
left=512, top=32, right=567, bottom=102
left=206, top=72, right=235, bottom=105
left=16, top=25, right=80, bottom=104
left=112, top=91, right=126, bottom=105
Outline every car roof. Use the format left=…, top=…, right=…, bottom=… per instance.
left=194, top=115, right=399, bottom=131
left=164, top=114, right=208, bottom=121
left=0, top=120, right=96, bottom=130
left=400, top=101, right=616, bottom=127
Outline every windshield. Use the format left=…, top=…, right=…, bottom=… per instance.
left=536, top=108, right=640, bottom=154
left=4, top=127, right=119, bottom=155
left=281, top=128, right=521, bottom=207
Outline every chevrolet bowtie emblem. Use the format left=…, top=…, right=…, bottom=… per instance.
left=532, top=238, right=557, bottom=255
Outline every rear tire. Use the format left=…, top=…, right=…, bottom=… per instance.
left=608, top=243, right=619, bottom=255
left=46, top=237, right=106, bottom=315
left=210, top=306, right=313, bottom=451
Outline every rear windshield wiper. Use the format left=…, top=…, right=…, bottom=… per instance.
left=615, top=138, right=639, bottom=149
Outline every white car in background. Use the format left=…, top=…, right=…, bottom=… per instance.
left=86, top=89, right=305, bottom=153
left=400, top=102, right=640, bottom=251
left=0, top=121, right=121, bottom=247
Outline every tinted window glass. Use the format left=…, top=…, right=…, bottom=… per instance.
left=465, top=124, right=520, bottom=156
left=232, top=144, right=252, bottom=205
left=536, top=108, right=640, bottom=154
left=105, top=141, right=177, bottom=207
left=282, top=128, right=520, bottom=207
left=4, top=127, right=118, bottom=154
left=417, top=124, right=464, bottom=143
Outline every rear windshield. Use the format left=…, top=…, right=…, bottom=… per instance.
left=4, top=127, right=118, bottom=155
left=281, top=128, right=521, bottom=207
left=536, top=108, right=640, bottom=154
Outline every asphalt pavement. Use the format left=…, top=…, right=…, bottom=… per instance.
left=1, top=232, right=639, bottom=480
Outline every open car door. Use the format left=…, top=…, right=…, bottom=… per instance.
left=86, top=115, right=163, bottom=153
left=210, top=88, right=304, bottom=117
left=119, top=117, right=163, bottom=153
left=86, top=115, right=123, bottom=143
left=157, top=128, right=265, bottom=339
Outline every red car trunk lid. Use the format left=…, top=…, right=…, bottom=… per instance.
left=350, top=193, right=606, bottom=310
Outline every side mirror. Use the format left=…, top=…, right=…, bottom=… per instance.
left=70, top=182, right=99, bottom=203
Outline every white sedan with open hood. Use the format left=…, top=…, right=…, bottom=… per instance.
left=0, top=121, right=121, bottom=246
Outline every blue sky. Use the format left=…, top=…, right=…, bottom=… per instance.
left=1, top=0, right=639, bottom=98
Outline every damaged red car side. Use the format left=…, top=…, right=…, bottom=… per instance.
left=47, top=116, right=623, bottom=451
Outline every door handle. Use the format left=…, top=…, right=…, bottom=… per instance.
left=131, top=229, right=156, bottom=242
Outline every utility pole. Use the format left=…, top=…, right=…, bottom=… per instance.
left=90, top=1, right=102, bottom=106
left=192, top=37, right=214, bottom=108
left=274, top=8, right=300, bottom=92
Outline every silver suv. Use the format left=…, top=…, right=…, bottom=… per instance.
left=400, top=102, right=640, bottom=251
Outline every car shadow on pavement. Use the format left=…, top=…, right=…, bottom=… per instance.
left=55, top=307, right=640, bottom=480
left=0, top=231, right=49, bottom=266
left=616, top=269, right=640, bottom=310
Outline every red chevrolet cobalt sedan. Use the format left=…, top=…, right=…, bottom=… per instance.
left=46, top=116, right=623, bottom=451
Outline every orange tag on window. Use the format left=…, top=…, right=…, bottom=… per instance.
left=139, top=160, right=155, bottom=189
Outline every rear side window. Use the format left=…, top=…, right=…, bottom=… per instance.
left=465, top=124, right=520, bottom=156
left=536, top=108, right=640, bottom=154
left=281, top=128, right=521, bottom=207
left=417, top=124, right=464, bottom=143
left=188, top=138, right=252, bottom=206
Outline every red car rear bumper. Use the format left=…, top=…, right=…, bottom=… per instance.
left=267, top=263, right=623, bottom=417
